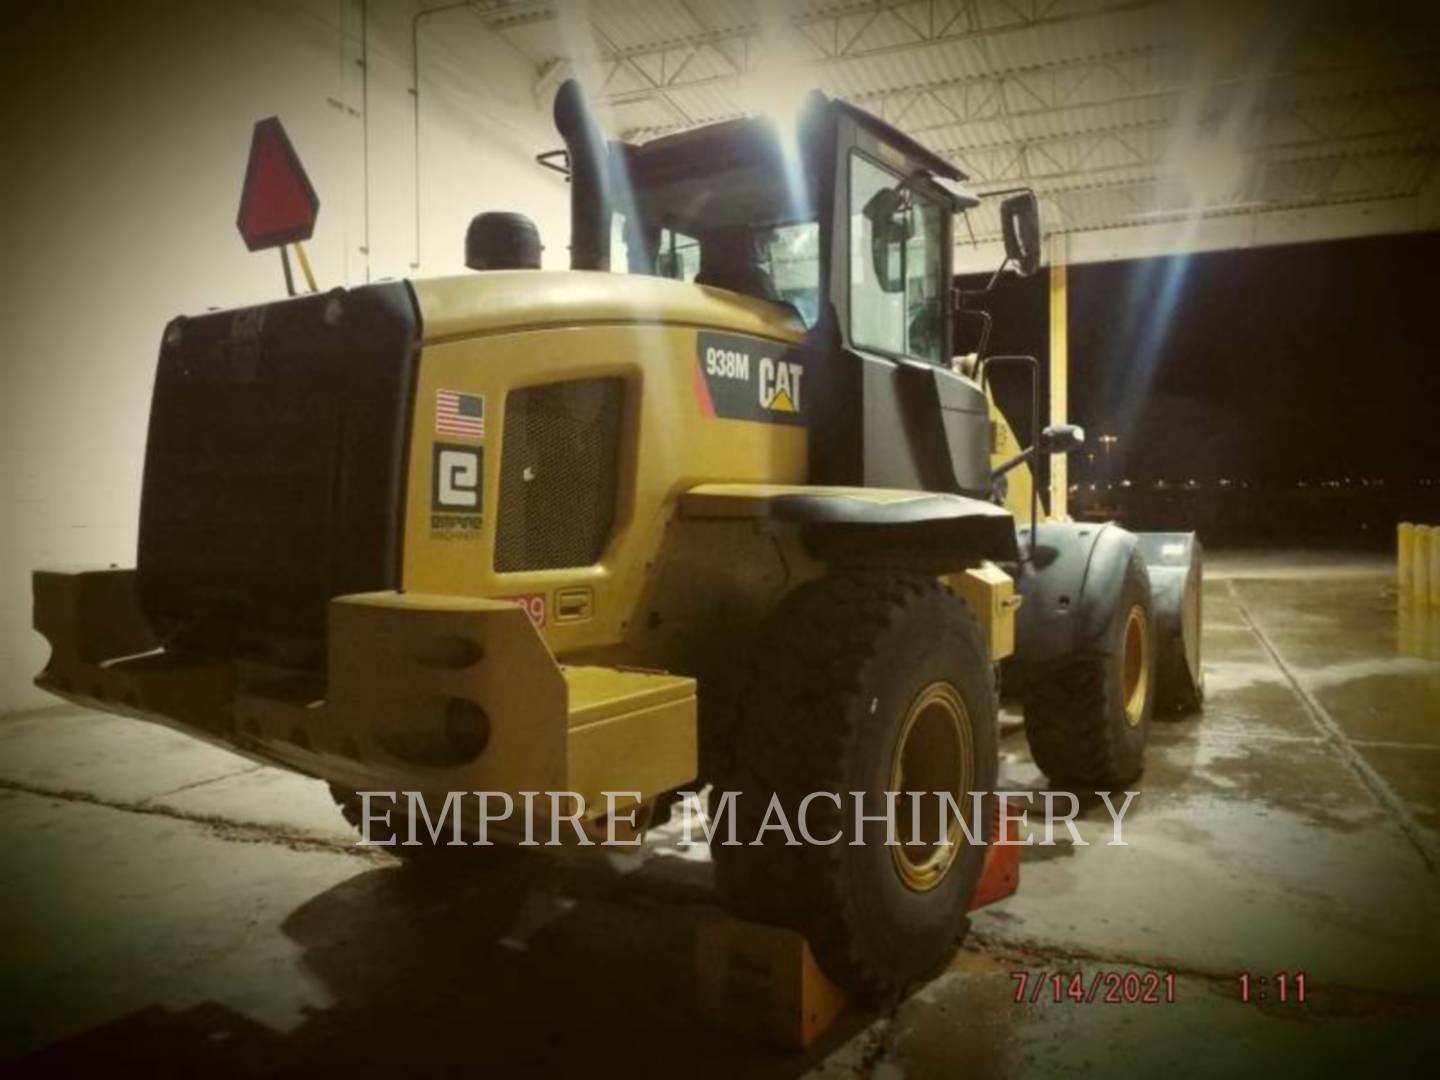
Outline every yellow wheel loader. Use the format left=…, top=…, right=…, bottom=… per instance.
left=32, top=81, right=1202, bottom=998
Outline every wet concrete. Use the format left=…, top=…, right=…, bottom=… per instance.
left=2, top=550, right=1438, bottom=1076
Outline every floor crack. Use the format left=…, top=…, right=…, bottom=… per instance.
left=135, top=764, right=267, bottom=806
left=0, top=776, right=378, bottom=859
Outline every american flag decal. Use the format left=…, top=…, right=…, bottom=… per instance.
left=436, top=389, right=485, bottom=438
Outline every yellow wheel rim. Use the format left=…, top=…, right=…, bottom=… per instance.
left=1122, top=604, right=1150, bottom=728
left=889, top=681, right=974, bottom=892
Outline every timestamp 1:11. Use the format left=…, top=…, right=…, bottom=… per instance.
left=1239, top=972, right=1307, bottom=1004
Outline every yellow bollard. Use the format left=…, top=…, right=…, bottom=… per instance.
left=1398, top=522, right=1414, bottom=594
left=1415, top=526, right=1432, bottom=608
left=1399, top=603, right=1417, bottom=656
left=1432, top=526, right=1440, bottom=608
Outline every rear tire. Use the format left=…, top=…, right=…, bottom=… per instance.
left=1156, top=557, right=1204, bottom=715
left=710, top=570, right=998, bottom=999
left=1022, top=549, right=1155, bottom=787
left=1157, top=637, right=1204, bottom=714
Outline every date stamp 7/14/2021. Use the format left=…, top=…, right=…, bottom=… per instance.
left=1010, top=970, right=1312, bottom=1005
left=1012, top=970, right=1178, bottom=1005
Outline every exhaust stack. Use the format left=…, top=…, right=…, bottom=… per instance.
left=553, top=79, right=611, bottom=271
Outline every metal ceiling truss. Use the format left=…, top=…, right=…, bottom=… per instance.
left=612, top=0, right=1165, bottom=124
left=469, top=0, right=1440, bottom=244
left=951, top=85, right=1440, bottom=188
left=473, top=0, right=1166, bottom=119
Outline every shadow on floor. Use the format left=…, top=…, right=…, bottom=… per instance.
left=11, top=847, right=883, bottom=1077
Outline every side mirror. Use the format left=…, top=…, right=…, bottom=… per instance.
left=1000, top=192, right=1042, bottom=276
left=1039, top=423, right=1084, bottom=455
left=863, top=187, right=911, bottom=293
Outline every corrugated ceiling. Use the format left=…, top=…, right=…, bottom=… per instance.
left=463, top=0, right=1440, bottom=248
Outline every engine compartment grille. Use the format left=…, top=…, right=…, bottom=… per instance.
left=495, top=378, right=624, bottom=572
left=137, top=282, right=418, bottom=661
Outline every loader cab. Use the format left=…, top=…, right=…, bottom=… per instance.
left=596, top=92, right=978, bottom=371
left=554, top=81, right=993, bottom=496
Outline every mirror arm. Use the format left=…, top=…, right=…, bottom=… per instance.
left=980, top=255, right=1012, bottom=293
left=955, top=251, right=1012, bottom=378
left=956, top=256, right=1012, bottom=304
left=972, top=309, right=993, bottom=366
left=992, top=447, right=1035, bottom=480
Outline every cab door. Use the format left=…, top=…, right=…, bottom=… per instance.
left=809, top=116, right=991, bottom=498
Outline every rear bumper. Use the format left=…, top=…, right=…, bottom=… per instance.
left=33, top=568, right=697, bottom=818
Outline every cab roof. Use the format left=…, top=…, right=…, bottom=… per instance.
left=625, top=93, right=968, bottom=185
left=618, top=95, right=969, bottom=233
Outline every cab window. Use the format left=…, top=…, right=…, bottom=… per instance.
left=656, top=227, right=701, bottom=282
left=768, top=222, right=821, bottom=327
left=848, top=152, right=945, bottom=363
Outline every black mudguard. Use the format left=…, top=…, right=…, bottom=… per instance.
left=781, top=490, right=1020, bottom=567
left=680, top=485, right=1019, bottom=570
left=1011, top=521, right=1144, bottom=670
left=1135, top=532, right=1204, bottom=711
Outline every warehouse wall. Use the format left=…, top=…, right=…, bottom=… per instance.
left=0, top=0, right=569, bottom=712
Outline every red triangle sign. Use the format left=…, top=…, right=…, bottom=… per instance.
left=236, top=117, right=320, bottom=252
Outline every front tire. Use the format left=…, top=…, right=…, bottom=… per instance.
left=1022, top=549, right=1156, bottom=787
left=710, top=570, right=998, bottom=999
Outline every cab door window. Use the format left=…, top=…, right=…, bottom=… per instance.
left=849, top=153, right=945, bottom=363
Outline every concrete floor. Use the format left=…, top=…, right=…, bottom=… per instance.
left=2, top=551, right=1438, bottom=1077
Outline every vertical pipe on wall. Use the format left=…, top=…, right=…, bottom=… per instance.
left=1048, top=232, right=1069, bottom=521
left=411, top=12, right=422, bottom=270
left=359, top=0, right=371, bottom=281
left=410, top=2, right=478, bottom=273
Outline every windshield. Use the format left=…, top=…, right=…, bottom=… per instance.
left=768, top=223, right=822, bottom=327
left=608, top=119, right=822, bottom=326
left=611, top=218, right=821, bottom=328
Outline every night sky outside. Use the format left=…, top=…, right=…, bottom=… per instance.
left=961, top=230, right=1440, bottom=490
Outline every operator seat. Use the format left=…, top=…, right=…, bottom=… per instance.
left=694, top=226, right=779, bottom=302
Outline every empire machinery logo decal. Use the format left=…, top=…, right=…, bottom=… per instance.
left=694, top=330, right=806, bottom=426
left=431, top=442, right=482, bottom=536
left=432, top=389, right=486, bottom=537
